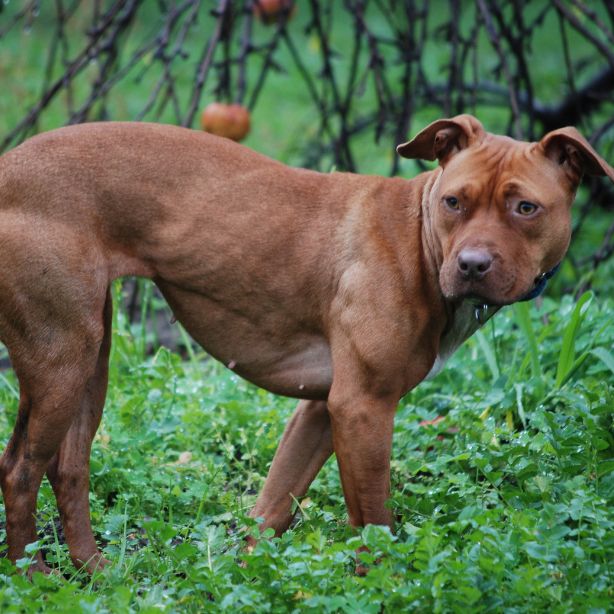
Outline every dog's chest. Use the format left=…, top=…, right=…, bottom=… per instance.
left=425, top=302, right=497, bottom=380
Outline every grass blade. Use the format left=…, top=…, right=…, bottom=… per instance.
left=513, top=302, right=541, bottom=379
left=475, top=329, right=500, bottom=381
left=514, top=383, right=527, bottom=429
left=591, top=347, right=614, bottom=376
left=555, top=291, right=593, bottom=388
left=0, top=371, right=19, bottom=400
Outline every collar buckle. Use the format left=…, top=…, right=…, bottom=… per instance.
left=518, top=262, right=561, bottom=303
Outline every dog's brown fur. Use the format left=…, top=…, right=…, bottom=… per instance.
left=0, top=115, right=612, bottom=573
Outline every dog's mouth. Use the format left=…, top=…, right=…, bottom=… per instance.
left=447, top=284, right=511, bottom=308
left=453, top=267, right=559, bottom=308
left=441, top=252, right=561, bottom=308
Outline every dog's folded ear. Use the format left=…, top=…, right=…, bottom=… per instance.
left=540, top=127, right=614, bottom=187
left=396, top=114, right=485, bottom=163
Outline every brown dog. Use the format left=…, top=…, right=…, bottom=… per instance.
left=0, top=115, right=612, bottom=573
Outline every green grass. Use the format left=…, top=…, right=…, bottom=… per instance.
left=0, top=289, right=613, bottom=612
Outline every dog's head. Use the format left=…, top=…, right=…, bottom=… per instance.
left=397, top=114, right=614, bottom=306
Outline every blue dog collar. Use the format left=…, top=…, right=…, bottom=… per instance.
left=473, top=262, right=561, bottom=326
left=518, top=263, right=561, bottom=302
left=473, top=263, right=560, bottom=323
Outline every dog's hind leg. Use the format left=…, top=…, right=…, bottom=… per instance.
left=0, top=330, right=106, bottom=573
left=45, top=289, right=112, bottom=573
left=0, top=251, right=108, bottom=574
left=249, top=399, right=333, bottom=537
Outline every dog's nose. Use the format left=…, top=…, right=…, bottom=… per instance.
left=457, top=248, right=493, bottom=280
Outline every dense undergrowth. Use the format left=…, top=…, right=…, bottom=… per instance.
left=0, top=289, right=613, bottom=612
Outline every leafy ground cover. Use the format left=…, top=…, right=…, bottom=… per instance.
left=0, top=287, right=612, bottom=612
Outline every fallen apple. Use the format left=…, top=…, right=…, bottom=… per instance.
left=200, top=103, right=251, bottom=142
left=253, top=0, right=296, bottom=25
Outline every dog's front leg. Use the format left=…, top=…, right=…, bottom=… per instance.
left=327, top=389, right=396, bottom=529
left=326, top=283, right=406, bottom=529
left=249, top=400, right=333, bottom=537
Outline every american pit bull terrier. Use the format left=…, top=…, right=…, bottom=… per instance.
left=0, top=115, right=612, bottom=573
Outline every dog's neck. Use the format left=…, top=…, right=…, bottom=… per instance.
left=425, top=300, right=499, bottom=380
left=418, top=169, right=445, bottom=284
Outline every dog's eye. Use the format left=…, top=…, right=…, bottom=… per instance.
left=444, top=196, right=460, bottom=210
left=517, top=201, right=538, bottom=215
